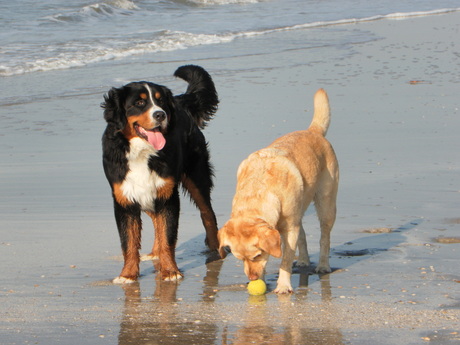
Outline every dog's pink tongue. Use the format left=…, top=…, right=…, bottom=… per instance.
left=146, top=128, right=166, bottom=150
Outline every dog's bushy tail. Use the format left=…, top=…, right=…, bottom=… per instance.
left=308, top=88, right=331, bottom=136
left=174, top=65, right=219, bottom=129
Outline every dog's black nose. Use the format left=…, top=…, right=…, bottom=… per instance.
left=154, top=111, right=166, bottom=122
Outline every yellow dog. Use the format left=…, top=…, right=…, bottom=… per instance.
left=219, top=89, right=339, bottom=294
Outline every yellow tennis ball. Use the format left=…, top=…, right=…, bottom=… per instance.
left=247, top=279, right=267, bottom=296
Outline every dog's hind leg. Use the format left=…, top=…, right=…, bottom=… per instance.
left=314, top=174, right=338, bottom=274
left=296, top=224, right=310, bottom=267
left=182, top=175, right=219, bottom=251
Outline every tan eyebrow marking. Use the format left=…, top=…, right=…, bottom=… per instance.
left=140, top=93, right=147, bottom=100
left=154, top=92, right=161, bottom=100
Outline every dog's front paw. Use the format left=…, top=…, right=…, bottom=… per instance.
left=113, top=276, right=136, bottom=284
left=274, top=284, right=294, bottom=294
left=140, top=253, right=158, bottom=261
left=315, top=265, right=332, bottom=274
left=160, top=270, right=184, bottom=281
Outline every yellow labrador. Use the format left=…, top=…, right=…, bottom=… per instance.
left=218, top=89, right=339, bottom=294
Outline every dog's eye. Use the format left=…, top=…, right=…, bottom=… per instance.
left=135, top=100, right=146, bottom=107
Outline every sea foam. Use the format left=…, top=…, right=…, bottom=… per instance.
left=1, top=7, right=459, bottom=77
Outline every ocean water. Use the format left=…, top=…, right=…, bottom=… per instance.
left=1, top=0, right=459, bottom=78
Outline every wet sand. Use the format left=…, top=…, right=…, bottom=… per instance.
left=1, top=11, right=459, bottom=345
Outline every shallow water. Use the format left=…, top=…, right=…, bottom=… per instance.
left=1, top=0, right=459, bottom=76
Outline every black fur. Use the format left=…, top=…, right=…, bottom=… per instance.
left=101, top=65, right=220, bottom=282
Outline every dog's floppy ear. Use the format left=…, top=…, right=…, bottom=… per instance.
left=217, top=224, right=230, bottom=259
left=101, top=87, right=127, bottom=130
left=257, top=226, right=282, bottom=258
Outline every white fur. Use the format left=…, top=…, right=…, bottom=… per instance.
left=140, top=253, right=159, bottom=261
left=120, top=137, right=167, bottom=211
left=144, top=83, right=169, bottom=130
left=113, top=276, right=135, bottom=284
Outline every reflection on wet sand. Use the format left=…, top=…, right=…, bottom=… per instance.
left=118, top=259, right=343, bottom=345
left=118, top=281, right=221, bottom=344
left=290, top=264, right=333, bottom=301
left=116, top=219, right=425, bottom=344
left=118, top=260, right=221, bottom=345
left=225, top=274, right=343, bottom=345
left=202, top=258, right=224, bottom=302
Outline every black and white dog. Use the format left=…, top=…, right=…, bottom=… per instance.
left=101, top=65, right=219, bottom=283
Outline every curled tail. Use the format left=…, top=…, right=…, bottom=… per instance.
left=174, top=65, right=219, bottom=129
left=308, top=88, right=331, bottom=136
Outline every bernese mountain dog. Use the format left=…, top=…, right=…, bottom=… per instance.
left=101, top=65, right=219, bottom=283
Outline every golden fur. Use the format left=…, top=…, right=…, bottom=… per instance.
left=218, top=89, right=339, bottom=294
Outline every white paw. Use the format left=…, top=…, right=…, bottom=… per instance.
left=163, top=273, right=183, bottom=282
left=140, top=253, right=158, bottom=261
left=274, top=284, right=294, bottom=294
left=112, top=276, right=136, bottom=284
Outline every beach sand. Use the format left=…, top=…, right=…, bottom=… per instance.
left=1, top=12, right=459, bottom=345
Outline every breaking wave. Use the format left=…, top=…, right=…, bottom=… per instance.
left=1, top=7, right=459, bottom=77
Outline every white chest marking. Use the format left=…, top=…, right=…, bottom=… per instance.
left=120, top=137, right=167, bottom=211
